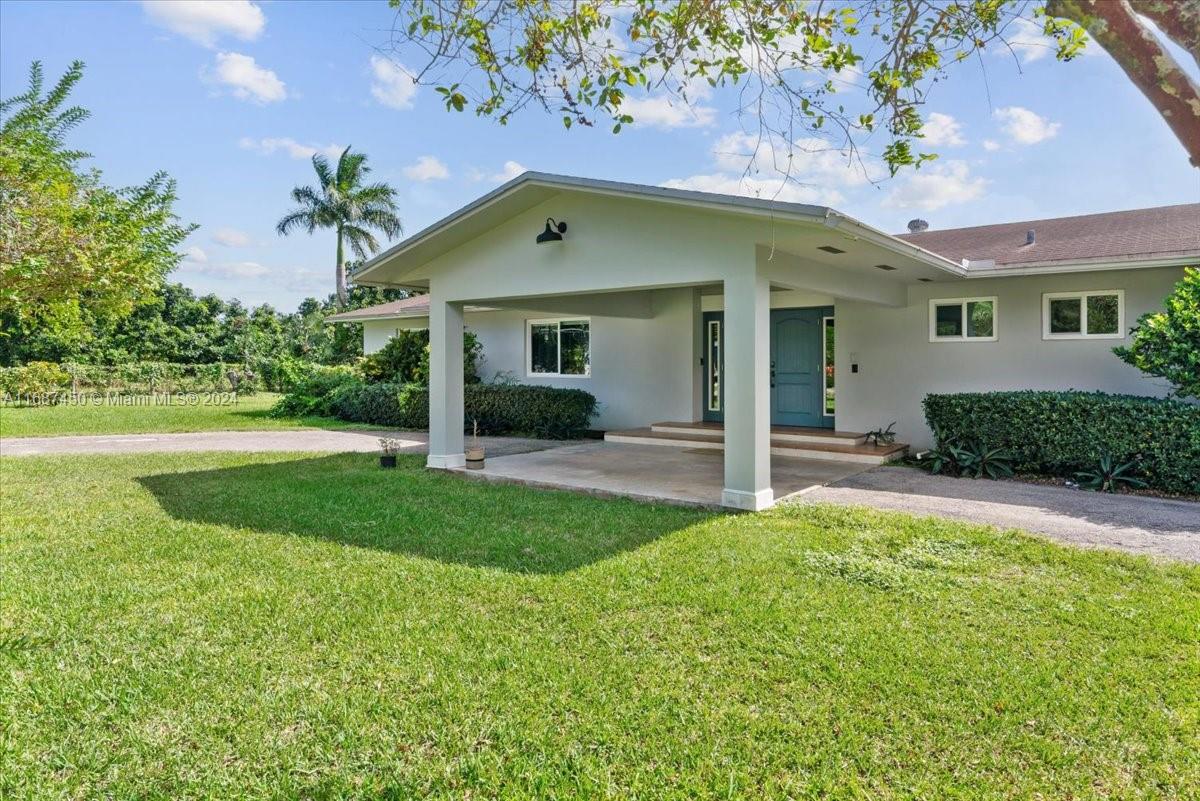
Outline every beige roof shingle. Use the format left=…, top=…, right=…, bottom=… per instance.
left=897, top=203, right=1200, bottom=267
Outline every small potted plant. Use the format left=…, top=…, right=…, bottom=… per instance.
left=379, top=437, right=402, bottom=468
left=465, top=419, right=485, bottom=470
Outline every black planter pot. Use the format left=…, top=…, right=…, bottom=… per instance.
left=380, top=454, right=397, bottom=468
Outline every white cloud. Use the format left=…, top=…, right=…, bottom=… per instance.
left=403, top=155, right=450, bottom=182
left=208, top=52, right=287, bottom=103
left=662, top=173, right=842, bottom=205
left=920, top=112, right=966, bottom=147
left=212, top=227, right=252, bottom=247
left=183, top=245, right=208, bottom=265
left=239, top=137, right=344, bottom=160
left=995, top=106, right=1061, bottom=145
left=711, top=132, right=878, bottom=187
left=883, top=160, right=987, bottom=211
left=369, top=55, right=417, bottom=110
left=982, top=139, right=1001, bottom=152
left=619, top=93, right=717, bottom=129
left=142, top=0, right=264, bottom=48
left=663, top=132, right=887, bottom=207
left=1005, top=17, right=1057, bottom=63
left=179, top=255, right=271, bottom=279
left=492, top=160, right=527, bottom=182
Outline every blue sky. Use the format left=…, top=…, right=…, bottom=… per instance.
left=3, top=1, right=1197, bottom=310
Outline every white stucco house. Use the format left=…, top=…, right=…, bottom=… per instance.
left=329, top=172, right=1198, bottom=510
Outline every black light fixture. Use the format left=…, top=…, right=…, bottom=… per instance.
left=536, top=217, right=567, bottom=244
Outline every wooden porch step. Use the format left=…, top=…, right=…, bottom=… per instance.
left=650, top=421, right=869, bottom=446
left=604, top=427, right=907, bottom=465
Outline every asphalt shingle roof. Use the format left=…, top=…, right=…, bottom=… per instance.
left=897, top=203, right=1200, bottom=267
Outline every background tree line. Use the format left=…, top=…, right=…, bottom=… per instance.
left=1, top=60, right=406, bottom=370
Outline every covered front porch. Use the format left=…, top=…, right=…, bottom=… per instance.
left=453, top=440, right=877, bottom=509
left=351, top=173, right=963, bottom=510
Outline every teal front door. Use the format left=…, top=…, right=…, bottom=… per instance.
left=702, top=307, right=831, bottom=428
left=770, top=307, right=831, bottom=428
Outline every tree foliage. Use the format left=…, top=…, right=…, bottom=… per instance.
left=384, top=0, right=1089, bottom=177
left=0, top=61, right=195, bottom=348
left=0, top=281, right=409, bottom=367
left=1114, top=268, right=1200, bottom=400
left=382, top=0, right=1199, bottom=176
left=277, top=147, right=403, bottom=308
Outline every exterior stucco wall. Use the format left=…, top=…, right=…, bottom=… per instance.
left=835, top=266, right=1186, bottom=448
left=358, top=288, right=699, bottom=431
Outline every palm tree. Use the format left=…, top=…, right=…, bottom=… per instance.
left=276, top=147, right=402, bottom=308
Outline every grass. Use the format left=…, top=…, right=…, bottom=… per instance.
left=2, top=452, right=1197, bottom=799
left=0, top=393, right=372, bottom=438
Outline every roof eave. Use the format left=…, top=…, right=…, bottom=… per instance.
left=962, top=252, right=1198, bottom=277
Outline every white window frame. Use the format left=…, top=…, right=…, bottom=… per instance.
left=706, top=318, right=721, bottom=412
left=928, top=296, right=998, bottom=343
left=822, top=315, right=835, bottom=417
left=1042, top=290, right=1125, bottom=340
left=526, top=317, right=591, bottom=378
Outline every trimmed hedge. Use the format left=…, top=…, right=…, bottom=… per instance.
left=924, top=391, right=1200, bottom=494
left=330, top=382, right=598, bottom=439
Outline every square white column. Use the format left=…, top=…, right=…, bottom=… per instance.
left=721, top=271, right=773, bottom=510
left=426, top=295, right=466, bottom=469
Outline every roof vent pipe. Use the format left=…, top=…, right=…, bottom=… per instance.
left=1026, top=228, right=1036, bottom=245
left=907, top=218, right=929, bottom=232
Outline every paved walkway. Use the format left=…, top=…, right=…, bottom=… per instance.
left=0, top=429, right=567, bottom=458
left=798, top=466, right=1199, bottom=563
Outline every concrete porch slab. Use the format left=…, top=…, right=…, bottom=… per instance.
left=454, top=441, right=873, bottom=508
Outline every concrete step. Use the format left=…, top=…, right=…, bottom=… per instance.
left=649, top=420, right=869, bottom=446
left=604, top=427, right=908, bottom=465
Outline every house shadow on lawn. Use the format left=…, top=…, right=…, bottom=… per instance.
left=137, top=453, right=713, bottom=574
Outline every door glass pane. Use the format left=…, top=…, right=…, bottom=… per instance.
left=559, top=320, right=590, bottom=375
left=708, top=320, right=721, bottom=411
left=966, top=300, right=994, bottom=338
left=1087, top=294, right=1119, bottom=334
left=530, top=323, right=558, bottom=373
left=1049, top=298, right=1081, bottom=334
left=935, top=303, right=963, bottom=337
left=823, top=317, right=835, bottom=415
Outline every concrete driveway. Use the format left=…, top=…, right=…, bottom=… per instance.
left=798, top=466, right=1199, bottom=563
left=0, top=429, right=568, bottom=458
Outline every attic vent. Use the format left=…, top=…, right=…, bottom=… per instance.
left=1025, top=228, right=1036, bottom=245
left=818, top=245, right=846, bottom=254
left=874, top=264, right=897, bottom=271
left=907, top=218, right=929, bottom=232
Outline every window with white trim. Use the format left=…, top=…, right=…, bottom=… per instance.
left=1042, top=290, right=1124, bottom=339
left=928, top=297, right=997, bottom=342
left=527, top=318, right=590, bottom=376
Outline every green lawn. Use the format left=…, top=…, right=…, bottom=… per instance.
left=0, top=393, right=369, bottom=438
left=2, top=452, right=1197, bottom=798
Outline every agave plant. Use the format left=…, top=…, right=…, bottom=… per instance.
left=1075, top=453, right=1147, bottom=493
left=961, top=441, right=1014, bottom=479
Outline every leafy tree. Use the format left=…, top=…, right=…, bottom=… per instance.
left=1114, top=268, right=1200, bottom=399
left=0, top=61, right=195, bottom=351
left=276, top=147, right=403, bottom=308
left=382, top=0, right=1198, bottom=175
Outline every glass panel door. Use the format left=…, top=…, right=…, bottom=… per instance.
left=702, top=311, right=723, bottom=422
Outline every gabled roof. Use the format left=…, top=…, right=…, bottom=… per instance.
left=898, top=203, right=1200, bottom=270
left=350, top=171, right=963, bottom=285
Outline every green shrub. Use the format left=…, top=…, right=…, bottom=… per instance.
left=923, top=391, right=1200, bottom=494
left=361, top=329, right=483, bottom=386
left=269, top=366, right=361, bottom=418
left=1114, top=267, right=1199, bottom=399
left=0, top=361, right=72, bottom=402
left=329, top=382, right=597, bottom=438
left=361, top=330, right=429, bottom=384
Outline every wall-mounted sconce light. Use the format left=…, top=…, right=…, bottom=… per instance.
left=536, top=217, right=567, bottom=244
